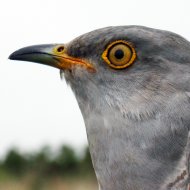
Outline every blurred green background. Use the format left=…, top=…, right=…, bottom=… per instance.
left=0, top=145, right=98, bottom=190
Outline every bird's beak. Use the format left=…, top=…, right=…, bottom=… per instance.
left=9, top=44, right=95, bottom=72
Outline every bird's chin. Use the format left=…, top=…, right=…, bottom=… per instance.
left=60, top=69, right=73, bottom=81
left=60, top=69, right=65, bottom=80
left=60, top=66, right=92, bottom=83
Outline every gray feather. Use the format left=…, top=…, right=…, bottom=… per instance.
left=64, top=26, right=190, bottom=189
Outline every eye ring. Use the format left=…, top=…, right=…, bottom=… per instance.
left=54, top=45, right=65, bottom=54
left=102, top=40, right=136, bottom=69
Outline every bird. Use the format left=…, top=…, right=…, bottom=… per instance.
left=9, top=26, right=190, bottom=190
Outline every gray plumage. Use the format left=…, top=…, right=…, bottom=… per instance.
left=9, top=26, right=190, bottom=190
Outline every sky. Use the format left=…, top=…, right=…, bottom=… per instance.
left=0, top=0, right=190, bottom=157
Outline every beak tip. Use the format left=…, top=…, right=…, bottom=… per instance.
left=8, top=45, right=59, bottom=68
left=9, top=53, right=14, bottom=60
left=9, top=51, right=19, bottom=60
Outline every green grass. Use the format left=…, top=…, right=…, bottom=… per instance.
left=0, top=173, right=98, bottom=190
left=0, top=145, right=98, bottom=189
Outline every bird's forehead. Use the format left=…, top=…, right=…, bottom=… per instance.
left=66, top=26, right=176, bottom=58
left=66, top=25, right=190, bottom=69
left=70, top=26, right=159, bottom=44
left=66, top=26, right=123, bottom=57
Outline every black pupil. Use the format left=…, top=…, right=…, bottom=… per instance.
left=114, top=49, right=124, bottom=59
left=57, top=46, right=64, bottom=52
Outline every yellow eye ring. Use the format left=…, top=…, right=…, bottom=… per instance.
left=53, top=45, right=65, bottom=54
left=102, top=40, right=136, bottom=69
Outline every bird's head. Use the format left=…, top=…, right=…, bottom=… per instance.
left=9, top=26, right=190, bottom=119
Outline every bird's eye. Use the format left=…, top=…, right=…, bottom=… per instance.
left=56, top=46, right=65, bottom=53
left=102, top=40, right=136, bottom=69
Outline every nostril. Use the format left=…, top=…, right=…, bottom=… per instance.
left=57, top=46, right=64, bottom=53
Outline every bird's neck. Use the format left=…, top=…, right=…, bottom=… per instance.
left=75, top=90, right=189, bottom=190
left=68, top=74, right=188, bottom=190
left=83, top=105, right=188, bottom=190
left=83, top=107, right=159, bottom=190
